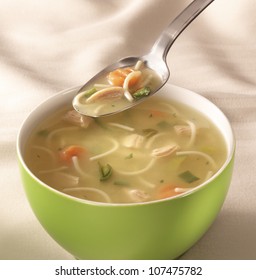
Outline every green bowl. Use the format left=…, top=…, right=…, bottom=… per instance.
left=17, top=84, right=235, bottom=260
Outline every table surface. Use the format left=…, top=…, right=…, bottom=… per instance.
left=1, top=0, right=256, bottom=260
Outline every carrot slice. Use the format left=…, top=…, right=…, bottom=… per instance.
left=156, top=184, right=178, bottom=199
left=150, top=110, right=170, bottom=118
left=59, top=145, right=86, bottom=163
left=108, top=67, right=135, bottom=87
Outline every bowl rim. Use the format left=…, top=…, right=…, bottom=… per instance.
left=17, top=83, right=236, bottom=207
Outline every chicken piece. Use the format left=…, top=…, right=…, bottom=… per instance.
left=63, top=110, right=93, bottom=128
left=151, top=144, right=180, bottom=158
left=85, top=87, right=124, bottom=103
left=126, top=189, right=150, bottom=203
left=174, top=125, right=192, bottom=136
left=122, top=133, right=145, bottom=148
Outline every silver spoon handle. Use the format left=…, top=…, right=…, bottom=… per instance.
left=150, top=0, right=215, bottom=60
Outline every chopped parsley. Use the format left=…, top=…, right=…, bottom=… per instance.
left=132, top=87, right=151, bottom=99
left=179, top=170, right=200, bottom=183
left=125, top=153, right=133, bottom=159
left=98, top=162, right=112, bottom=181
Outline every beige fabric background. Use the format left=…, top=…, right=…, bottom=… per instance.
left=0, top=0, right=255, bottom=259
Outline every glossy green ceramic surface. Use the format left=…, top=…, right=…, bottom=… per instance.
left=17, top=84, right=235, bottom=259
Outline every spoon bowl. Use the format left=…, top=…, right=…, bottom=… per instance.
left=73, top=54, right=169, bottom=117
left=73, top=0, right=215, bottom=117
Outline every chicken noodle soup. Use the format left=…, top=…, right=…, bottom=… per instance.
left=25, top=96, right=227, bottom=204
left=73, top=60, right=162, bottom=116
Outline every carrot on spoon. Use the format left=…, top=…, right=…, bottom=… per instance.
left=108, top=67, right=141, bottom=87
left=108, top=67, right=133, bottom=86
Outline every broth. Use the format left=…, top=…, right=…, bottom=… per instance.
left=25, top=96, right=227, bottom=204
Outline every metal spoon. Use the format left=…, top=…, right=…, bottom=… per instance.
left=73, top=0, right=215, bottom=117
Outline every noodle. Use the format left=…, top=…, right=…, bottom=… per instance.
left=72, top=156, right=92, bottom=178
left=89, top=137, right=119, bottom=161
left=123, top=71, right=141, bottom=102
left=107, top=122, right=135, bottom=132
left=115, top=158, right=156, bottom=176
left=145, top=132, right=172, bottom=149
left=205, top=170, right=214, bottom=181
left=32, top=145, right=56, bottom=162
left=38, top=166, right=68, bottom=174
left=47, top=127, right=79, bottom=146
left=185, top=120, right=197, bottom=147
left=176, top=150, right=217, bottom=169
left=62, top=187, right=111, bottom=203
left=55, top=172, right=79, bottom=186
left=138, top=177, right=156, bottom=188
left=94, top=83, right=111, bottom=89
left=140, top=74, right=152, bottom=88
left=134, top=60, right=143, bottom=70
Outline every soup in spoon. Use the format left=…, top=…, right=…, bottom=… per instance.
left=73, top=61, right=162, bottom=117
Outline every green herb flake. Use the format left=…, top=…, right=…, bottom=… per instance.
left=83, top=87, right=97, bottom=98
left=114, top=180, right=129, bottom=186
left=179, top=170, right=200, bottom=183
left=94, top=118, right=108, bottom=129
left=125, top=153, right=133, bottom=159
left=157, top=121, right=172, bottom=129
left=98, top=162, right=113, bottom=181
left=142, top=128, right=158, bottom=138
left=37, top=129, right=49, bottom=137
left=132, top=87, right=151, bottom=99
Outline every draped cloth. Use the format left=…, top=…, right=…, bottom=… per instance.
left=1, top=0, right=255, bottom=259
